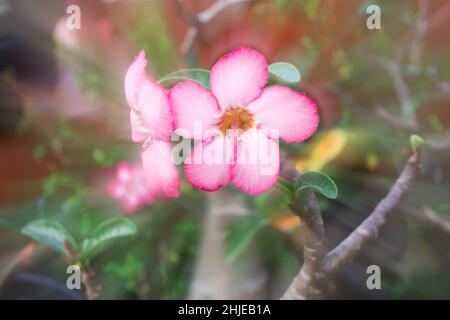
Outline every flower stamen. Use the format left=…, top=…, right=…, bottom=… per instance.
left=218, top=107, right=255, bottom=134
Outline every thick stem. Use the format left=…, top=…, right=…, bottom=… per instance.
left=81, top=267, right=101, bottom=300
left=322, top=152, right=420, bottom=274
left=282, top=152, right=421, bottom=299
left=404, top=204, right=450, bottom=234
left=281, top=191, right=325, bottom=300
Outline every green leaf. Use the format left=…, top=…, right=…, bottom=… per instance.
left=410, top=134, right=425, bottom=152
left=268, top=62, right=301, bottom=83
left=295, top=171, right=338, bottom=199
left=225, top=215, right=269, bottom=263
left=21, top=219, right=77, bottom=256
left=81, top=217, right=137, bottom=260
left=157, top=68, right=210, bottom=89
left=276, top=177, right=295, bottom=198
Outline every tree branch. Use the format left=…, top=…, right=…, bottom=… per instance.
left=410, top=0, right=428, bottom=66
left=173, top=0, right=200, bottom=27
left=282, top=150, right=421, bottom=299
left=197, top=0, right=255, bottom=23
left=173, top=0, right=257, bottom=57
left=81, top=267, right=101, bottom=300
left=281, top=191, right=325, bottom=300
left=404, top=204, right=450, bottom=234
left=322, top=152, right=421, bottom=274
left=375, top=106, right=421, bottom=131
left=361, top=51, right=416, bottom=120
left=426, top=134, right=450, bottom=151
left=374, top=107, right=450, bottom=150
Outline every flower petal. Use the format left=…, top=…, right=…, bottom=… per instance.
left=124, top=50, right=147, bottom=109
left=184, top=135, right=234, bottom=191
left=210, top=47, right=268, bottom=110
left=123, top=197, right=140, bottom=214
left=138, top=79, right=173, bottom=141
left=108, top=162, right=159, bottom=213
left=108, top=180, right=125, bottom=199
left=141, top=140, right=180, bottom=197
left=248, top=86, right=319, bottom=143
left=130, top=110, right=151, bottom=142
left=169, top=80, right=221, bottom=139
left=116, top=163, right=132, bottom=182
left=232, top=129, right=280, bottom=195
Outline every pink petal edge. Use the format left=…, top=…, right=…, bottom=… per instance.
left=184, top=135, right=234, bottom=192
left=210, top=46, right=268, bottom=110
left=124, top=50, right=147, bottom=109
left=137, top=79, right=174, bottom=141
left=141, top=140, right=180, bottom=198
left=248, top=86, right=320, bottom=143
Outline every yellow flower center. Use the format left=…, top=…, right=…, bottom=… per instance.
left=218, top=107, right=255, bottom=134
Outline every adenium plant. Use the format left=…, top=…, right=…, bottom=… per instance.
left=19, top=45, right=425, bottom=301
left=124, top=46, right=320, bottom=197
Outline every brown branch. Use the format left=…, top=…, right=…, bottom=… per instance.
left=375, top=107, right=420, bottom=131
left=180, top=27, right=199, bottom=57
left=281, top=191, right=325, bottom=300
left=173, top=0, right=200, bottom=27
left=426, top=134, right=450, bottom=151
left=362, top=51, right=416, bottom=120
left=197, top=0, right=255, bottom=23
left=410, top=0, right=428, bottom=66
left=81, top=267, right=101, bottom=300
left=173, top=0, right=257, bottom=57
left=322, top=152, right=420, bottom=274
left=387, top=61, right=415, bottom=120
left=404, top=204, right=450, bottom=234
left=281, top=150, right=421, bottom=299
left=373, top=108, right=450, bottom=150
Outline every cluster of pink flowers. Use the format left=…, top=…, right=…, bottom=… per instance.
left=107, top=163, right=159, bottom=214
left=113, top=46, right=319, bottom=212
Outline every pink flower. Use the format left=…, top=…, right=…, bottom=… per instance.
left=169, top=47, right=319, bottom=195
left=124, top=50, right=180, bottom=197
left=108, top=163, right=158, bottom=214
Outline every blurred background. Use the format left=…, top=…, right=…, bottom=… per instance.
left=0, top=0, right=449, bottom=299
